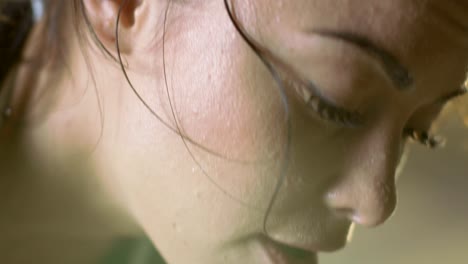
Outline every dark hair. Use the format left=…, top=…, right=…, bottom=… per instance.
left=0, top=1, right=34, bottom=90
left=0, top=1, right=73, bottom=134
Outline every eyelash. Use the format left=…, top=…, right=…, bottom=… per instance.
left=306, top=95, right=363, bottom=127
left=287, top=78, right=445, bottom=149
left=286, top=78, right=363, bottom=127
left=403, top=128, right=445, bottom=149
left=287, top=80, right=363, bottom=127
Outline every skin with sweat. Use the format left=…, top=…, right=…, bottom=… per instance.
left=3, top=0, right=468, bottom=263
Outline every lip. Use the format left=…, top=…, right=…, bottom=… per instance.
left=257, top=236, right=319, bottom=264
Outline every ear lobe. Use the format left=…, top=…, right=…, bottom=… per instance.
left=83, top=0, right=142, bottom=54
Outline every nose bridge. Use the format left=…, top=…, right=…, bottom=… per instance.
left=325, top=127, right=400, bottom=227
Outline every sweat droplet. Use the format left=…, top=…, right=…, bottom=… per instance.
left=172, top=222, right=181, bottom=233
left=275, top=15, right=281, bottom=23
left=191, top=105, right=200, bottom=115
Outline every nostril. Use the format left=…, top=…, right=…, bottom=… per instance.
left=331, top=207, right=355, bottom=220
left=351, top=192, right=397, bottom=227
left=324, top=191, right=356, bottom=220
left=325, top=181, right=397, bottom=228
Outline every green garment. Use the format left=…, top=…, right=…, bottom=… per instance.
left=100, top=237, right=166, bottom=264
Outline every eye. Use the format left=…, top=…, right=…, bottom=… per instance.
left=285, top=77, right=363, bottom=128
left=306, top=95, right=362, bottom=127
left=402, top=127, right=445, bottom=149
left=285, top=74, right=446, bottom=149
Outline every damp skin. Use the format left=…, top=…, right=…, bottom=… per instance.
left=8, top=0, right=468, bottom=264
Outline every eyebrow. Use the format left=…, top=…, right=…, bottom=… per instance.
left=308, top=29, right=414, bottom=90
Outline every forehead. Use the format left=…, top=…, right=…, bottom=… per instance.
left=245, top=0, right=468, bottom=49
left=247, top=0, right=468, bottom=34
left=240, top=0, right=468, bottom=91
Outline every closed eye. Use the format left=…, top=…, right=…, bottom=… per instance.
left=402, top=85, right=467, bottom=149
left=403, top=127, right=446, bottom=149
left=284, top=76, right=364, bottom=128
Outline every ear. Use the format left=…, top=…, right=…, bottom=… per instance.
left=83, top=0, right=144, bottom=54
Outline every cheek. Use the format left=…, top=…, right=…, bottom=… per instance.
left=167, top=31, right=287, bottom=163
left=115, top=7, right=305, bottom=252
left=173, top=49, right=290, bottom=199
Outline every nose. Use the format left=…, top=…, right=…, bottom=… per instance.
left=324, top=128, right=399, bottom=227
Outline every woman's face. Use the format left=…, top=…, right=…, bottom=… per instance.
left=88, top=0, right=468, bottom=263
